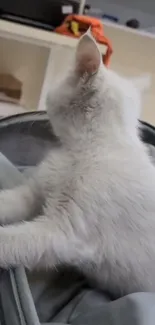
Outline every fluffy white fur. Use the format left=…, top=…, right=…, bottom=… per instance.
left=0, top=31, right=154, bottom=298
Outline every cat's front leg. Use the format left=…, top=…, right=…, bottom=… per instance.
left=0, top=216, right=93, bottom=270
left=0, top=217, right=52, bottom=269
left=0, top=181, right=42, bottom=225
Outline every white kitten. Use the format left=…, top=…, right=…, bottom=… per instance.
left=0, top=31, right=155, bottom=298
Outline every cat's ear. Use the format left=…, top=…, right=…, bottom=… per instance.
left=132, top=74, right=151, bottom=92
left=75, top=28, right=101, bottom=77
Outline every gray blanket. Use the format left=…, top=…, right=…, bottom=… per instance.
left=0, top=113, right=155, bottom=325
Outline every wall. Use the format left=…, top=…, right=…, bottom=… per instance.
left=87, top=0, right=155, bottom=29
left=102, top=0, right=155, bottom=14
left=103, top=22, right=155, bottom=124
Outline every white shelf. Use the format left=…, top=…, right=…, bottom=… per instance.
left=0, top=19, right=107, bottom=52
left=0, top=19, right=155, bottom=125
left=0, top=19, right=107, bottom=113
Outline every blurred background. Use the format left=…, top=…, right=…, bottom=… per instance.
left=0, top=0, right=155, bottom=124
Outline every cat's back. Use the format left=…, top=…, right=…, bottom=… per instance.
left=69, top=141, right=155, bottom=218
left=72, top=143, right=155, bottom=296
left=38, top=140, right=155, bottom=217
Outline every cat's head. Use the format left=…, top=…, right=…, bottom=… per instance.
left=47, top=30, right=150, bottom=144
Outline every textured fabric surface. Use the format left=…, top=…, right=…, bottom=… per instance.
left=0, top=112, right=155, bottom=325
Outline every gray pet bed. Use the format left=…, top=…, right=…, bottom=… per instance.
left=0, top=111, right=155, bottom=325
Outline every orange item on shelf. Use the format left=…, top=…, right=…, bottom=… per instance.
left=55, top=15, right=113, bottom=66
